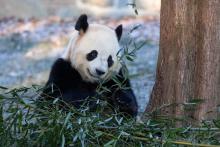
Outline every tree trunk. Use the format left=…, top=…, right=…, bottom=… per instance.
left=146, top=0, right=220, bottom=122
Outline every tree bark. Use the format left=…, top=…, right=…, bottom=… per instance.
left=146, top=0, right=220, bottom=122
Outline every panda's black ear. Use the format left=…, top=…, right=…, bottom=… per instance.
left=75, top=14, right=89, bottom=33
left=115, top=24, right=123, bottom=41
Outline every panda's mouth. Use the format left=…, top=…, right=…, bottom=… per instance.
left=87, top=68, right=100, bottom=79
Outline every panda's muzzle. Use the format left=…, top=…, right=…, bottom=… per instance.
left=87, top=68, right=100, bottom=79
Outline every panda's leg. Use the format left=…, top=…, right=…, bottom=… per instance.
left=104, top=67, right=138, bottom=117
left=112, top=67, right=138, bottom=117
left=113, top=80, right=138, bottom=117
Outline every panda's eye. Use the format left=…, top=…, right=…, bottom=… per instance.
left=87, top=50, right=98, bottom=61
left=107, top=55, right=114, bottom=68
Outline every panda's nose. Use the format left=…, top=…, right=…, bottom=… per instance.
left=96, top=69, right=105, bottom=76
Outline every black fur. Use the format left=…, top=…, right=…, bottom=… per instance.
left=86, top=50, right=98, bottom=61
left=107, top=55, right=114, bottom=68
left=115, top=24, right=123, bottom=41
left=41, top=58, right=138, bottom=117
left=75, top=14, right=89, bottom=32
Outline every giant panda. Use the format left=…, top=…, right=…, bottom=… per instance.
left=41, top=14, right=138, bottom=117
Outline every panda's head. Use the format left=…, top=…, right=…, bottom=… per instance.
left=62, top=14, right=123, bottom=83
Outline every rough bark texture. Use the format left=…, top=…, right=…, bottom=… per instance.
left=146, top=0, right=220, bottom=122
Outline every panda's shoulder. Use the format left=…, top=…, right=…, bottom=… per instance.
left=48, top=58, right=82, bottom=84
left=51, top=58, right=73, bottom=74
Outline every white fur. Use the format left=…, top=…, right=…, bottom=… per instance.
left=62, top=24, right=122, bottom=83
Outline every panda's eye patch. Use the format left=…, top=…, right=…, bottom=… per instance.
left=107, top=55, right=114, bottom=68
left=87, top=50, right=98, bottom=61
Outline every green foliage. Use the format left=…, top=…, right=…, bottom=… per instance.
left=127, top=0, right=139, bottom=15
left=0, top=86, right=220, bottom=147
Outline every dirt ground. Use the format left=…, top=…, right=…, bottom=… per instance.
left=0, top=16, right=159, bottom=112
